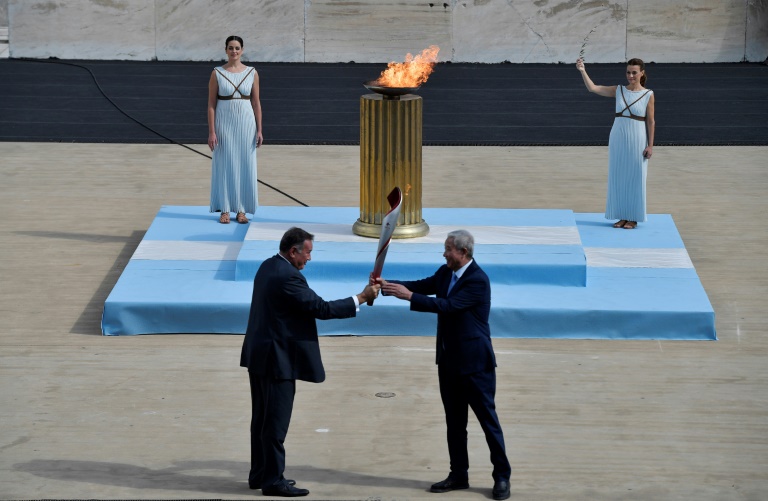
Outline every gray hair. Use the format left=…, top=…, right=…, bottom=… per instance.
left=447, top=229, right=474, bottom=258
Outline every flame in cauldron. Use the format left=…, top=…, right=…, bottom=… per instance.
left=376, top=45, right=440, bottom=88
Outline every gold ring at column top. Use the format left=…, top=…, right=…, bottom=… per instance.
left=355, top=93, right=429, bottom=239
left=352, top=218, right=430, bottom=239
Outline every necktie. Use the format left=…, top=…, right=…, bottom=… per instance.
left=447, top=273, right=458, bottom=295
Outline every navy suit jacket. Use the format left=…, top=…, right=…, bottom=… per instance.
left=394, top=260, right=497, bottom=375
left=240, top=254, right=357, bottom=383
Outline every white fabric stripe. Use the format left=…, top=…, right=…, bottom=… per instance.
left=132, top=241, right=243, bottom=261
left=585, top=247, right=693, bottom=268
left=244, top=223, right=582, bottom=245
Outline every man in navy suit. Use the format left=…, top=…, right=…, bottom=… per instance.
left=241, top=227, right=380, bottom=497
left=377, top=229, right=511, bottom=500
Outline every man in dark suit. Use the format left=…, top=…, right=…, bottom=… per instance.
left=377, top=229, right=511, bottom=500
left=241, top=227, right=380, bottom=497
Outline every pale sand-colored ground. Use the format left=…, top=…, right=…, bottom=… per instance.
left=1, top=143, right=766, bottom=500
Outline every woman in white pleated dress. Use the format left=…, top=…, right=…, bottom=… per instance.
left=576, top=57, right=656, bottom=229
left=207, top=35, right=262, bottom=224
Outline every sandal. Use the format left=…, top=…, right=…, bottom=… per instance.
left=613, top=220, right=628, bottom=228
left=219, top=212, right=230, bottom=224
left=623, top=221, right=637, bottom=229
left=236, top=212, right=249, bottom=224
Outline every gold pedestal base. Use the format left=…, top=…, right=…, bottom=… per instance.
left=352, top=218, right=430, bottom=239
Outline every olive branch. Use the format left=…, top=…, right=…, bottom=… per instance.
left=579, top=25, right=598, bottom=61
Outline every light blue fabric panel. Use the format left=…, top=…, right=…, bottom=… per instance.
left=144, top=206, right=249, bottom=241
left=311, top=268, right=715, bottom=340
left=102, top=261, right=249, bottom=336
left=422, top=208, right=576, bottom=226
left=151, top=206, right=575, bottom=227
left=576, top=213, right=686, bottom=248
left=236, top=240, right=586, bottom=286
left=102, top=206, right=715, bottom=340
left=104, top=268, right=715, bottom=339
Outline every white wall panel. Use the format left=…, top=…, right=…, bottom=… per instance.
left=746, top=0, right=768, bottom=62
left=156, top=0, right=304, bottom=62
left=6, top=0, right=768, bottom=62
left=453, top=0, right=626, bottom=63
left=9, top=0, right=155, bottom=60
left=627, top=0, right=748, bottom=63
left=304, top=0, right=452, bottom=63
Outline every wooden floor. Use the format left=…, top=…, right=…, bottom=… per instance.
left=1, top=143, right=766, bottom=500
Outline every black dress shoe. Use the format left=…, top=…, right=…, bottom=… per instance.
left=249, top=479, right=296, bottom=489
left=492, top=479, right=510, bottom=500
left=262, top=482, right=309, bottom=497
left=430, top=476, right=469, bottom=493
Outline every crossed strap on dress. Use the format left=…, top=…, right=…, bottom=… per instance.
left=216, top=67, right=254, bottom=100
left=615, top=86, right=650, bottom=122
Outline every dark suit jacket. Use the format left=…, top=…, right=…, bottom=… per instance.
left=240, top=254, right=357, bottom=383
left=394, top=260, right=497, bottom=375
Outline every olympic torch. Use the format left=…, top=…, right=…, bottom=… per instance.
left=368, top=187, right=403, bottom=305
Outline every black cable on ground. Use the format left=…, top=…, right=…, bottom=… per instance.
left=19, top=58, right=309, bottom=207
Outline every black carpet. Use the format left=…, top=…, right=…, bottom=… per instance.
left=0, top=58, right=766, bottom=146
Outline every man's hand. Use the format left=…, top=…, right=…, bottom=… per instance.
left=358, top=283, right=380, bottom=304
left=381, top=282, right=413, bottom=301
left=372, top=276, right=388, bottom=287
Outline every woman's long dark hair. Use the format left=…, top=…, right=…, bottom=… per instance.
left=627, top=58, right=647, bottom=86
left=225, top=35, right=244, bottom=48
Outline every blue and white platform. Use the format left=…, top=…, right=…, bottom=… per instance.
left=101, top=206, right=716, bottom=340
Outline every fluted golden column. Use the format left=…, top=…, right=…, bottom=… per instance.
left=353, top=93, right=429, bottom=238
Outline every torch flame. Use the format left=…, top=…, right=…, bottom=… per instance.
left=377, top=45, right=440, bottom=88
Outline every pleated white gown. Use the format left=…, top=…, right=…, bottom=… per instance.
left=605, top=85, right=653, bottom=223
left=210, top=67, right=258, bottom=215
